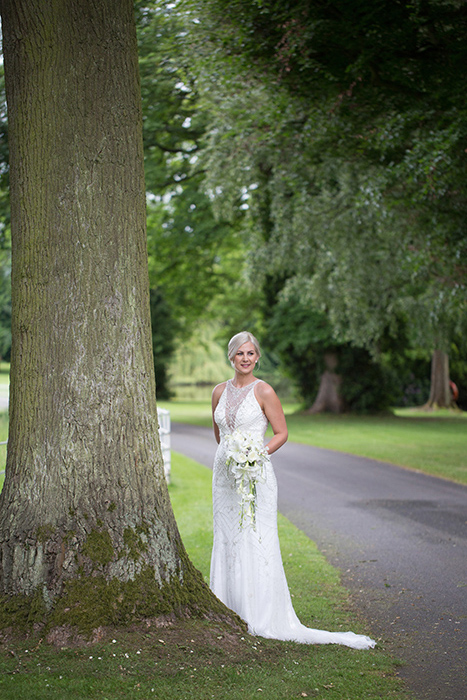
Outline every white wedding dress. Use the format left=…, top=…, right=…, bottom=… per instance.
left=210, top=379, right=375, bottom=649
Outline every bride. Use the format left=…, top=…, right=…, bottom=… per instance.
left=210, top=331, right=375, bottom=649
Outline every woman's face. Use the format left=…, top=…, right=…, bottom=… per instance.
left=232, top=341, right=259, bottom=375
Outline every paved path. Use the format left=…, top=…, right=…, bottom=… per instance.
left=171, top=422, right=467, bottom=700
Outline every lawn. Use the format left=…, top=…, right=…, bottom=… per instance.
left=0, top=452, right=413, bottom=700
left=159, top=400, right=467, bottom=485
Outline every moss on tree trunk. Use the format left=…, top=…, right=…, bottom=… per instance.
left=0, top=0, right=230, bottom=632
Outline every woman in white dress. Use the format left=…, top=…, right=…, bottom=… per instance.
left=210, top=331, right=375, bottom=649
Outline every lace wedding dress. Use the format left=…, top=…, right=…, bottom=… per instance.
left=210, top=379, right=375, bottom=649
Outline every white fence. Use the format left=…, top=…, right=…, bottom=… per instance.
left=0, top=440, right=6, bottom=478
left=0, top=409, right=172, bottom=483
left=157, top=407, right=171, bottom=483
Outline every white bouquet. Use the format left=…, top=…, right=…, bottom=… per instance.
left=224, top=430, right=269, bottom=529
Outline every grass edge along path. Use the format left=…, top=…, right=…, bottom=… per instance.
left=0, top=452, right=413, bottom=700
left=158, top=400, right=467, bottom=486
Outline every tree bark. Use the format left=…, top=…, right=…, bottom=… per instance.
left=0, top=0, right=223, bottom=628
left=423, top=349, right=455, bottom=409
left=307, top=352, right=345, bottom=414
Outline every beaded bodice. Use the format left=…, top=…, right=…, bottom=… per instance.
left=214, top=379, right=267, bottom=441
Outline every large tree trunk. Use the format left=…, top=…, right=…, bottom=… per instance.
left=423, top=349, right=455, bottom=409
left=307, top=352, right=345, bottom=414
left=0, top=0, right=223, bottom=629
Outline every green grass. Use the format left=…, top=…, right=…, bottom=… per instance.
left=159, top=399, right=467, bottom=485
left=279, top=412, right=467, bottom=484
left=157, top=399, right=303, bottom=426
left=394, top=407, right=467, bottom=419
left=0, top=452, right=412, bottom=700
left=158, top=399, right=215, bottom=426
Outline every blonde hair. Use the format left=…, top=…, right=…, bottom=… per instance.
left=227, top=331, right=261, bottom=364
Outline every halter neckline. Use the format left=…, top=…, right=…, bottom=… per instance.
left=229, top=378, right=259, bottom=390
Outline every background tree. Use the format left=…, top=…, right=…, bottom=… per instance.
left=266, top=288, right=399, bottom=413
left=137, top=1, right=249, bottom=397
left=186, top=0, right=467, bottom=410
left=0, top=0, right=226, bottom=629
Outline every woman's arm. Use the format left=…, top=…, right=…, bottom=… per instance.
left=211, top=382, right=226, bottom=444
left=255, top=382, right=288, bottom=455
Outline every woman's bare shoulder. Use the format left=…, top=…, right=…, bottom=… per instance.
left=255, top=379, right=277, bottom=398
left=212, top=381, right=227, bottom=402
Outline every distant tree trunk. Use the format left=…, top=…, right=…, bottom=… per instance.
left=423, top=349, right=454, bottom=409
left=0, top=0, right=226, bottom=629
left=307, top=352, right=345, bottom=414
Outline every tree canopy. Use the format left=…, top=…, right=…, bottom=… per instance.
left=180, top=0, right=467, bottom=408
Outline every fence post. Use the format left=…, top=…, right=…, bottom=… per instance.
left=157, top=408, right=171, bottom=483
left=0, top=440, right=7, bottom=479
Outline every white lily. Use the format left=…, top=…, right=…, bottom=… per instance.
left=225, top=431, right=269, bottom=529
